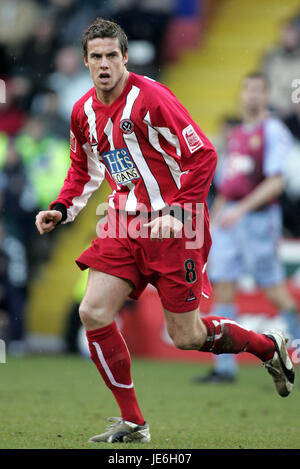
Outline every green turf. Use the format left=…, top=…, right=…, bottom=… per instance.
left=0, top=355, right=299, bottom=449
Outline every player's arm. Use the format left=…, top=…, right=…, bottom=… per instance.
left=144, top=92, right=217, bottom=238
left=36, top=107, right=105, bottom=235
left=218, top=175, right=285, bottom=228
left=234, top=174, right=284, bottom=213
left=209, top=193, right=228, bottom=226
left=219, top=119, right=291, bottom=228
left=149, top=91, right=217, bottom=225
left=166, top=114, right=218, bottom=211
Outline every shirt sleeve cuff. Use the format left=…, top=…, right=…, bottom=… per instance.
left=169, top=205, right=192, bottom=224
left=50, top=203, right=68, bottom=223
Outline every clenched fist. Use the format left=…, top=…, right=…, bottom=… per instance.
left=35, top=210, right=63, bottom=235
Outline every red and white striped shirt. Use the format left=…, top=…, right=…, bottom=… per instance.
left=50, top=72, right=217, bottom=222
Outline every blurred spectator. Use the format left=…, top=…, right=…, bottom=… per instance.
left=0, top=139, right=37, bottom=244
left=47, top=45, right=93, bottom=122
left=281, top=138, right=300, bottom=237
left=284, top=100, right=300, bottom=141
left=18, top=12, right=59, bottom=98
left=0, top=218, right=28, bottom=355
left=0, top=0, right=40, bottom=57
left=0, top=238, right=10, bottom=343
left=0, top=44, right=11, bottom=76
left=208, top=115, right=242, bottom=209
left=0, top=133, right=9, bottom=169
left=0, top=77, right=29, bottom=136
left=211, top=115, right=242, bottom=177
left=280, top=98, right=300, bottom=237
left=44, top=0, right=99, bottom=48
left=127, top=40, right=157, bottom=78
left=31, top=90, right=69, bottom=138
left=262, top=18, right=300, bottom=117
left=14, top=114, right=70, bottom=209
left=111, top=0, right=172, bottom=77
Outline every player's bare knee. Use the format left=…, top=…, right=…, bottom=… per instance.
left=165, top=310, right=207, bottom=351
left=78, top=302, right=94, bottom=326
left=170, top=329, right=206, bottom=351
left=172, top=335, right=201, bottom=350
left=79, top=301, right=112, bottom=329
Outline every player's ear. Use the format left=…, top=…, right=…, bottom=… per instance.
left=83, top=46, right=89, bottom=67
left=83, top=55, right=89, bottom=67
left=123, top=50, right=128, bottom=66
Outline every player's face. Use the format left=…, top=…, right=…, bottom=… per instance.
left=84, top=37, right=128, bottom=96
left=240, top=78, right=269, bottom=114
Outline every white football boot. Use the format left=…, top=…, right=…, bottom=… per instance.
left=88, top=417, right=151, bottom=443
left=263, top=328, right=295, bottom=397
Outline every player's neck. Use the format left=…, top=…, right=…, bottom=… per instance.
left=95, top=69, right=130, bottom=106
left=242, top=108, right=269, bottom=125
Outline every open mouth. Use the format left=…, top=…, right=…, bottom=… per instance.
left=99, top=72, right=110, bottom=82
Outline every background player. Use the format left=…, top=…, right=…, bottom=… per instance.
left=195, top=72, right=300, bottom=383
left=35, top=20, right=294, bottom=443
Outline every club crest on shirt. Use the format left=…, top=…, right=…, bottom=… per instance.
left=182, top=124, right=204, bottom=153
left=91, top=134, right=98, bottom=147
left=101, top=148, right=140, bottom=185
left=120, top=119, right=134, bottom=134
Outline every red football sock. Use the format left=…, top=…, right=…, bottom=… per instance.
left=86, top=321, right=145, bottom=425
left=201, top=316, right=275, bottom=362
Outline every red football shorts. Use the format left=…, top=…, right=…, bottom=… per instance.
left=76, top=207, right=212, bottom=313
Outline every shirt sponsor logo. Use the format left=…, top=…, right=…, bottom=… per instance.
left=182, top=124, right=204, bottom=153
left=102, top=148, right=140, bottom=185
left=226, top=152, right=255, bottom=178
left=120, top=119, right=134, bottom=134
left=70, top=130, right=77, bottom=153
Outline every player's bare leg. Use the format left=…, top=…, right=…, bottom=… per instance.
left=164, top=306, right=294, bottom=397
left=79, top=268, right=132, bottom=330
left=163, top=307, right=207, bottom=351
left=80, top=269, right=150, bottom=443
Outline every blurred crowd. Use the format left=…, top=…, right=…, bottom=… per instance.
left=0, top=1, right=300, bottom=353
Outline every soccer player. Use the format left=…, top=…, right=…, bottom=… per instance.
left=195, top=72, right=300, bottom=383
left=35, top=20, right=294, bottom=443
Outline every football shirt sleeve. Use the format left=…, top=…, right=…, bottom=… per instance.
left=263, top=118, right=293, bottom=177
left=147, top=91, right=218, bottom=212
left=49, top=106, right=105, bottom=223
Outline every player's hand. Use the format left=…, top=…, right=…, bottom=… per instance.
left=143, top=214, right=183, bottom=241
left=218, top=205, right=244, bottom=229
left=35, top=210, right=63, bottom=235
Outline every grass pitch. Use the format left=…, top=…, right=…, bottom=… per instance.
left=0, top=354, right=299, bottom=449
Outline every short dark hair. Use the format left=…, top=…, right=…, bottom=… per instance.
left=243, top=71, right=270, bottom=89
left=82, top=17, right=128, bottom=59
